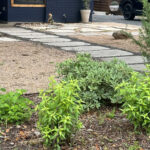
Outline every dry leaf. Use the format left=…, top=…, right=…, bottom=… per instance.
left=23, top=125, right=27, bottom=129
left=4, top=137, right=10, bottom=142
left=19, top=131, right=25, bottom=138
left=6, top=129, right=10, bottom=133
left=95, top=144, right=100, bottom=150
left=16, top=137, right=20, bottom=141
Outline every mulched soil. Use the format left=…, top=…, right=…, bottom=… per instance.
left=0, top=94, right=150, bottom=150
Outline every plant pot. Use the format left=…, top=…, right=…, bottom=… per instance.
left=80, top=9, right=91, bottom=23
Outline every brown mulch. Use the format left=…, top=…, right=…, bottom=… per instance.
left=0, top=94, right=150, bottom=150
left=70, top=35, right=141, bottom=54
left=0, top=41, right=75, bottom=93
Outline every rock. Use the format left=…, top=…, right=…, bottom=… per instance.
left=122, top=118, right=128, bottom=122
left=29, top=138, right=43, bottom=145
left=112, top=31, right=129, bottom=40
left=87, top=129, right=93, bottom=132
left=10, top=142, right=15, bottom=146
left=16, top=125, right=21, bottom=129
left=34, top=131, right=41, bottom=137
left=90, top=146, right=97, bottom=150
left=0, top=136, right=4, bottom=139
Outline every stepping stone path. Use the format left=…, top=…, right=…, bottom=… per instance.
left=0, top=27, right=147, bottom=71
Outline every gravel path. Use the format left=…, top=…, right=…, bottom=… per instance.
left=0, top=41, right=74, bottom=93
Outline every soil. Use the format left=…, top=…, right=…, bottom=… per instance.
left=0, top=94, right=150, bottom=150
left=70, top=35, right=141, bottom=54
left=0, top=41, right=75, bottom=93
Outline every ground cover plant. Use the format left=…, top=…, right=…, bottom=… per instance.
left=0, top=88, right=34, bottom=125
left=116, top=66, right=150, bottom=133
left=36, top=77, right=83, bottom=149
left=57, top=54, right=133, bottom=111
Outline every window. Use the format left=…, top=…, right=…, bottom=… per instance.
left=11, top=0, right=46, bottom=7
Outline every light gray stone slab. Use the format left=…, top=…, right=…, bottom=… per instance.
left=101, top=56, right=145, bottom=64
left=79, top=49, right=133, bottom=57
left=31, top=38, right=71, bottom=42
left=46, top=29, right=75, bottom=33
left=0, top=37, right=20, bottom=42
left=0, top=28, right=33, bottom=33
left=17, top=35, right=58, bottom=38
left=10, top=32, right=46, bottom=36
left=62, top=46, right=110, bottom=51
left=129, top=64, right=146, bottom=71
left=54, top=33, right=77, bottom=36
left=45, top=41, right=90, bottom=47
left=1, top=31, right=33, bottom=34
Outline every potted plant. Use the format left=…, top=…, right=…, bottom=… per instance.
left=80, top=0, right=91, bottom=23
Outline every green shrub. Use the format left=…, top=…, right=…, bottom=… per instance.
left=116, top=67, right=150, bottom=133
left=0, top=88, right=34, bottom=124
left=57, top=54, right=133, bottom=111
left=36, top=77, right=83, bottom=149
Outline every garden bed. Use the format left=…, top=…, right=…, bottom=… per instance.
left=0, top=94, right=150, bottom=150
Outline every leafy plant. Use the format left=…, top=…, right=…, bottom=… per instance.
left=36, top=77, right=83, bottom=149
left=57, top=54, right=133, bottom=111
left=128, top=141, right=141, bottom=150
left=116, top=66, right=150, bottom=133
left=0, top=88, right=33, bottom=124
left=82, top=0, right=90, bottom=9
left=106, top=107, right=116, bottom=119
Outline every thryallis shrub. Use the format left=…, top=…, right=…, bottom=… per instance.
left=57, top=54, right=133, bottom=111
left=0, top=88, right=34, bottom=124
left=36, top=77, right=83, bottom=149
left=116, top=66, right=150, bottom=133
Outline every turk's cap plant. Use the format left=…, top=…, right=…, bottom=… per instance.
left=36, top=77, right=83, bottom=149
left=116, top=65, right=150, bottom=133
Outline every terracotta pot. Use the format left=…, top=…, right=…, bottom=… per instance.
left=80, top=9, right=91, bottom=23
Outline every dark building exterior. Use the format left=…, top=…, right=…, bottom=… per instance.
left=0, top=0, right=93, bottom=23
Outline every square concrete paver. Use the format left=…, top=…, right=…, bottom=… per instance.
left=0, top=37, right=20, bottom=42
left=129, top=64, right=146, bottom=71
left=79, top=49, right=133, bottom=58
left=45, top=41, right=90, bottom=47
left=31, top=38, right=71, bottom=42
left=10, top=32, right=47, bottom=36
left=17, top=35, right=58, bottom=39
left=62, top=46, right=111, bottom=51
left=102, top=55, right=145, bottom=64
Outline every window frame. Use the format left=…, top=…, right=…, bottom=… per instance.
left=11, top=0, right=46, bottom=7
